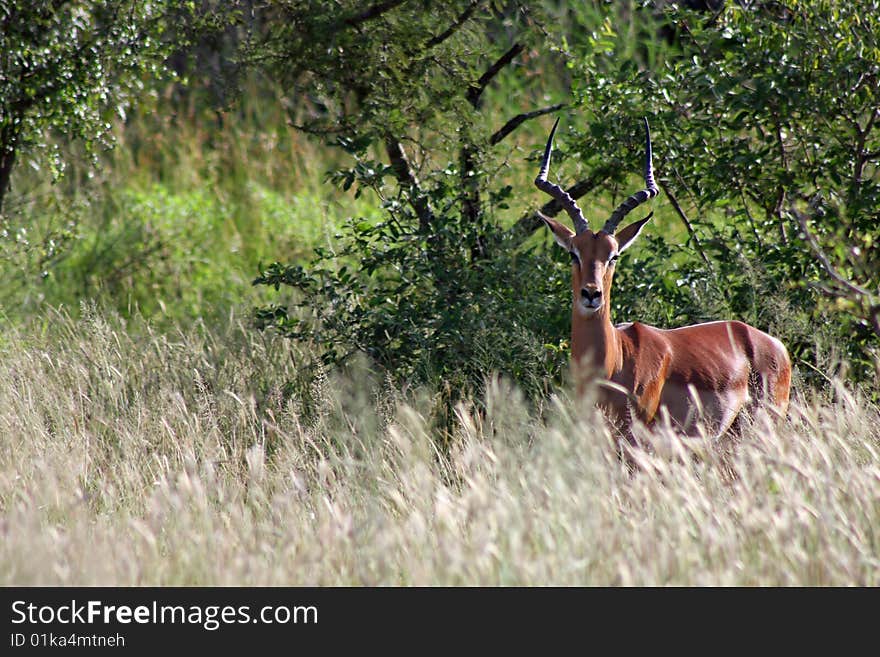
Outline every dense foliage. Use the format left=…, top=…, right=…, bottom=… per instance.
left=251, top=1, right=577, bottom=404
left=253, top=0, right=879, bottom=397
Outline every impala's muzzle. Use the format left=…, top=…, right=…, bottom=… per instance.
left=580, top=285, right=602, bottom=312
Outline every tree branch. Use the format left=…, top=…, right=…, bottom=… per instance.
left=466, top=42, right=524, bottom=108
left=736, top=183, right=764, bottom=248
left=792, top=199, right=878, bottom=341
left=490, top=104, right=565, bottom=146
left=384, top=136, right=434, bottom=232
left=458, top=41, right=523, bottom=238
left=870, top=304, right=880, bottom=338
left=425, top=0, right=485, bottom=50
left=772, top=112, right=789, bottom=245
left=658, top=178, right=713, bottom=272
left=850, top=105, right=879, bottom=199
left=343, top=0, right=410, bottom=27
left=791, top=206, right=872, bottom=298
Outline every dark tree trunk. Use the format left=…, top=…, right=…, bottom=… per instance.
left=460, top=42, right=525, bottom=261
left=385, top=136, right=434, bottom=233
left=0, top=139, right=16, bottom=215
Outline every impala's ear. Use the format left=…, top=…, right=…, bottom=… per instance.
left=615, top=212, right=653, bottom=253
left=539, top=212, right=575, bottom=250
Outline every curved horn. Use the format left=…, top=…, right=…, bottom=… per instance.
left=602, top=117, right=659, bottom=234
left=534, top=118, right=589, bottom=234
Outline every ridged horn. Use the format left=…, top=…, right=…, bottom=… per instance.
left=602, top=117, right=659, bottom=234
left=534, top=118, right=589, bottom=234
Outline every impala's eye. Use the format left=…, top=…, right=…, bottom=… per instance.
left=570, top=251, right=580, bottom=265
left=608, top=254, right=619, bottom=265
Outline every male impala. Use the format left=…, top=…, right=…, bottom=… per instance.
left=536, top=118, right=791, bottom=437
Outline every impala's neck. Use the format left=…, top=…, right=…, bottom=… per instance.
left=571, top=300, right=622, bottom=382
left=571, top=304, right=621, bottom=377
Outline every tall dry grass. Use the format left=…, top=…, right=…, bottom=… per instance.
left=1, top=307, right=878, bottom=585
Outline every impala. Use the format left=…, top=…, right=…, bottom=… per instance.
left=536, top=118, right=791, bottom=437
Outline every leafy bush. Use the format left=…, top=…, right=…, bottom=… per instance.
left=254, top=178, right=571, bottom=409
left=250, top=1, right=578, bottom=412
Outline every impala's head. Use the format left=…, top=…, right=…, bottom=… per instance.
left=535, top=117, right=659, bottom=318
left=540, top=213, right=651, bottom=317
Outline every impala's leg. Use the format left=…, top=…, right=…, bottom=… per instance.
left=749, top=332, right=792, bottom=417
left=597, top=397, right=636, bottom=445
left=635, top=377, right=665, bottom=426
left=660, top=372, right=749, bottom=438
left=715, top=380, right=750, bottom=438
left=631, top=354, right=670, bottom=427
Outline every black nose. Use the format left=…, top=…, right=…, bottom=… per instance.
left=581, top=288, right=601, bottom=302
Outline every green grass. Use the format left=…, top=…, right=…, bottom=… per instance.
left=1, top=308, right=878, bottom=585
left=0, top=79, right=382, bottom=325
